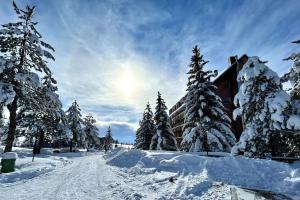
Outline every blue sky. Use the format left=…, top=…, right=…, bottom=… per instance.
left=1, top=0, right=300, bottom=143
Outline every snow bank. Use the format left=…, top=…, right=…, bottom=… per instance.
left=1, top=152, right=18, bottom=159
left=287, top=115, right=300, bottom=131
left=105, top=149, right=300, bottom=198
left=0, top=156, right=70, bottom=184
left=0, top=147, right=72, bottom=185
left=106, top=149, right=146, bottom=168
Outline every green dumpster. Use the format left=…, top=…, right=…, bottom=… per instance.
left=1, top=152, right=18, bottom=173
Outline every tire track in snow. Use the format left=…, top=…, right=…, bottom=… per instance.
left=51, top=154, right=108, bottom=200
left=0, top=153, right=123, bottom=200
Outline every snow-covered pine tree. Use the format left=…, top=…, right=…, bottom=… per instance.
left=0, top=106, right=3, bottom=129
left=135, top=103, right=155, bottom=150
left=181, top=46, right=236, bottom=152
left=232, top=56, right=294, bottom=157
left=0, top=106, right=5, bottom=142
left=17, top=75, right=68, bottom=154
left=83, top=114, right=100, bottom=150
left=281, top=39, right=300, bottom=156
left=104, top=126, right=113, bottom=152
left=283, top=39, right=300, bottom=108
left=0, top=2, right=56, bottom=152
left=66, top=100, right=83, bottom=152
left=283, top=39, right=300, bottom=124
left=150, top=92, right=177, bottom=151
left=134, top=120, right=143, bottom=148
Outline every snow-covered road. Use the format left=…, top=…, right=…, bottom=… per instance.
left=0, top=149, right=298, bottom=200
left=0, top=152, right=234, bottom=200
left=0, top=153, right=125, bottom=200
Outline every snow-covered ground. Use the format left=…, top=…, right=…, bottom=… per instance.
left=106, top=149, right=300, bottom=200
left=0, top=147, right=299, bottom=200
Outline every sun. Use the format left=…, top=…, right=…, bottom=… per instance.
left=117, top=70, right=138, bottom=98
left=111, top=62, right=146, bottom=105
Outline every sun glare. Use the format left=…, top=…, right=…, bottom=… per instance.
left=117, top=70, right=138, bottom=97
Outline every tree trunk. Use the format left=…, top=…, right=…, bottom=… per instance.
left=70, top=139, right=73, bottom=152
left=4, top=96, right=18, bottom=152
left=33, top=131, right=44, bottom=154
left=32, top=132, right=38, bottom=162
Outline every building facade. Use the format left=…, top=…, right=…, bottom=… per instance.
left=169, top=55, right=249, bottom=146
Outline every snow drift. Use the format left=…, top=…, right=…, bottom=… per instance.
left=0, top=147, right=72, bottom=184
left=106, top=149, right=300, bottom=199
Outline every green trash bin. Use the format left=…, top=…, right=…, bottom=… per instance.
left=1, top=152, right=18, bottom=173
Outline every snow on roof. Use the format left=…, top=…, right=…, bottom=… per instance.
left=213, top=54, right=248, bottom=83
left=169, top=55, right=248, bottom=113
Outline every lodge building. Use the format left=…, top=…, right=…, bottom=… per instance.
left=169, top=55, right=249, bottom=146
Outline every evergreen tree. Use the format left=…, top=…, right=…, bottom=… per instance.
left=282, top=39, right=300, bottom=127
left=66, top=100, right=83, bottom=152
left=232, top=56, right=294, bottom=157
left=134, top=120, right=143, bottom=148
left=0, top=105, right=3, bottom=129
left=150, top=92, right=177, bottom=151
left=281, top=39, right=300, bottom=156
left=83, top=114, right=100, bottom=149
left=17, top=75, right=69, bottom=154
left=0, top=2, right=55, bottom=152
left=104, top=126, right=113, bottom=152
left=0, top=105, right=5, bottom=143
left=135, top=103, right=155, bottom=150
left=283, top=39, right=300, bottom=110
left=181, top=46, right=236, bottom=152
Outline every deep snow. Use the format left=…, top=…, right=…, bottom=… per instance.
left=106, top=149, right=300, bottom=199
left=0, top=147, right=299, bottom=200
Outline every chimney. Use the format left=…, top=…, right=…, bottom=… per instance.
left=228, top=56, right=238, bottom=66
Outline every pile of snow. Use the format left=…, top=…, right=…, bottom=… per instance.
left=0, top=147, right=72, bottom=185
left=107, top=149, right=146, bottom=168
left=287, top=115, right=300, bottom=130
left=1, top=152, right=18, bottom=159
left=105, top=149, right=300, bottom=199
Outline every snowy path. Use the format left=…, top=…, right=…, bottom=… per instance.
left=0, top=152, right=232, bottom=200
left=0, top=150, right=298, bottom=200
left=0, top=153, right=124, bottom=200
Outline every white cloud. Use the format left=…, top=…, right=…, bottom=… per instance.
left=1, top=0, right=299, bottom=142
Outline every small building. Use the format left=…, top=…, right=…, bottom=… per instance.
left=169, top=55, right=249, bottom=146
